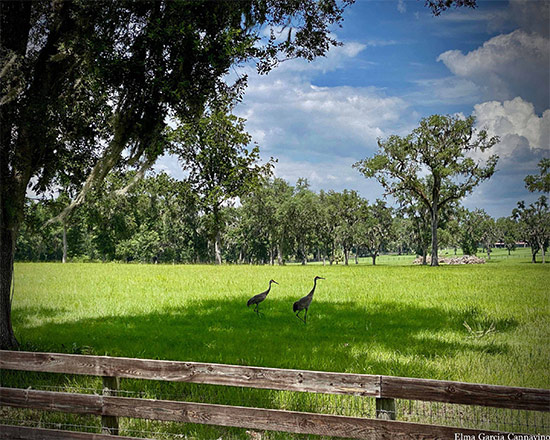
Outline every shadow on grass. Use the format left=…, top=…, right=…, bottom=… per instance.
left=12, top=298, right=517, bottom=380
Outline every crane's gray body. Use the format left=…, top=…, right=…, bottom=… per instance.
left=247, top=280, right=278, bottom=314
left=293, top=276, right=324, bottom=323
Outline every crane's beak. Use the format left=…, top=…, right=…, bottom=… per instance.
left=272, top=280, right=279, bottom=284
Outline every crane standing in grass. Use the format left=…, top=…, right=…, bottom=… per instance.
left=247, top=280, right=279, bottom=315
left=293, top=276, right=324, bottom=324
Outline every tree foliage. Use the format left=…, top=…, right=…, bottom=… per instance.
left=524, top=158, right=550, bottom=194
left=496, top=217, right=519, bottom=256
left=170, top=97, right=273, bottom=263
left=354, top=114, right=499, bottom=266
left=513, top=197, right=550, bottom=264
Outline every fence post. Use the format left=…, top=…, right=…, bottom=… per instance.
left=102, top=376, right=119, bottom=435
left=376, top=397, right=396, bottom=420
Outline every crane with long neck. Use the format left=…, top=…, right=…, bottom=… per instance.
left=247, top=279, right=278, bottom=315
left=293, top=276, right=324, bottom=324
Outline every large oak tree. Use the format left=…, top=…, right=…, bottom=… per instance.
left=354, top=115, right=498, bottom=266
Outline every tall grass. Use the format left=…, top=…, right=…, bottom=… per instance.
left=4, top=257, right=549, bottom=438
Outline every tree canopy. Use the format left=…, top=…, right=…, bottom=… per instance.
left=354, top=114, right=499, bottom=266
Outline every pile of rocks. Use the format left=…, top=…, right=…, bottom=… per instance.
left=413, top=255, right=486, bottom=265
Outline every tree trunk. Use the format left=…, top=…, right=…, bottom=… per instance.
left=430, top=206, right=439, bottom=266
left=277, top=240, right=283, bottom=265
left=540, top=240, right=546, bottom=264
left=531, top=249, right=537, bottom=263
left=212, top=207, right=222, bottom=265
left=372, top=254, right=376, bottom=266
left=430, top=176, right=440, bottom=266
left=355, top=251, right=359, bottom=264
left=1, top=225, right=19, bottom=349
left=62, top=222, right=67, bottom=263
left=422, top=248, right=427, bottom=265
left=214, top=230, right=222, bottom=264
left=344, top=247, right=349, bottom=265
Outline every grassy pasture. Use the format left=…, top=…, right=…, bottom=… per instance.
left=3, top=255, right=550, bottom=438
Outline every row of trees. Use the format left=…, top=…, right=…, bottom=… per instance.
left=16, top=167, right=549, bottom=266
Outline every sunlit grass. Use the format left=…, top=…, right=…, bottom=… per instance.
left=4, top=255, right=550, bottom=438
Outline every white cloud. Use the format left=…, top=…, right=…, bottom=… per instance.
left=437, top=30, right=549, bottom=112
left=229, top=38, right=415, bottom=199
left=239, top=73, right=413, bottom=160
left=397, top=0, right=406, bottom=14
left=233, top=36, right=415, bottom=159
left=409, top=76, right=481, bottom=106
left=461, top=97, right=549, bottom=216
left=473, top=97, right=550, bottom=155
left=274, top=41, right=367, bottom=74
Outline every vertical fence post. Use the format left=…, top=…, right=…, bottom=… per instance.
left=376, top=397, right=396, bottom=421
left=102, top=376, right=119, bottom=435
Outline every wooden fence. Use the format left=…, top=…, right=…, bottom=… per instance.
left=1, top=350, right=549, bottom=439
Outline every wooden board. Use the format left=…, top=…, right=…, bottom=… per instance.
left=381, top=375, right=550, bottom=411
left=0, top=425, right=147, bottom=440
left=0, top=387, right=509, bottom=440
left=0, top=350, right=379, bottom=397
left=2, top=350, right=549, bottom=411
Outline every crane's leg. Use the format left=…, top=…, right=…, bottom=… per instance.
left=295, top=311, right=306, bottom=324
left=304, top=308, right=308, bottom=324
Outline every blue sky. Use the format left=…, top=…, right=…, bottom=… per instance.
left=158, top=0, right=550, bottom=218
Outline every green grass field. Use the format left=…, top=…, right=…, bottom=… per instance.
left=4, top=251, right=550, bottom=438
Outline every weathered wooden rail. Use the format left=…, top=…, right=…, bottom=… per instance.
left=1, top=350, right=549, bottom=439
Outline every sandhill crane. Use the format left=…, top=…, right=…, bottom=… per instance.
left=293, top=276, right=324, bottom=324
left=247, top=279, right=278, bottom=315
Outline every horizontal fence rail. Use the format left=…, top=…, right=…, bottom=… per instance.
left=0, top=350, right=379, bottom=397
left=381, top=376, right=550, bottom=411
left=2, top=350, right=548, bottom=411
left=0, top=387, right=504, bottom=440
left=0, top=425, right=148, bottom=440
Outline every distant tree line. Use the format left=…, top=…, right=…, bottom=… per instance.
left=16, top=158, right=549, bottom=265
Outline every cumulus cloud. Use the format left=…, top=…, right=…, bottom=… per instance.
left=461, top=97, right=549, bottom=216
left=239, top=73, right=413, bottom=161
left=474, top=97, right=550, bottom=154
left=437, top=30, right=549, bottom=113
left=226, top=38, right=416, bottom=201
left=234, top=37, right=415, bottom=162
